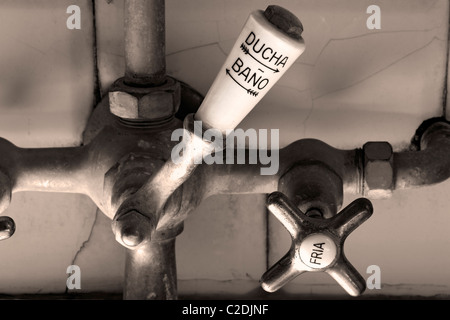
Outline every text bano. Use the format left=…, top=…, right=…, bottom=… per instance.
left=232, top=31, right=290, bottom=90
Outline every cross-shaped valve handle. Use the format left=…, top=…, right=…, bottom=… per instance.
left=261, top=192, right=373, bottom=296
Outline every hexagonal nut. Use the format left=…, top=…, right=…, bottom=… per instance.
left=109, top=77, right=181, bottom=121
left=363, top=142, right=394, bottom=199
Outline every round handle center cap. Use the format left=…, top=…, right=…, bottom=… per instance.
left=299, top=233, right=337, bottom=269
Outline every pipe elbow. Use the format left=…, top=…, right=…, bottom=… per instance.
left=395, top=121, right=450, bottom=189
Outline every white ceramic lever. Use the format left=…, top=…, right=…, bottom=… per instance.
left=195, top=5, right=305, bottom=134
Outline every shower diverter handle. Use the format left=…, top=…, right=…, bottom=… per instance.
left=261, top=192, right=373, bottom=297
left=194, top=5, right=305, bottom=133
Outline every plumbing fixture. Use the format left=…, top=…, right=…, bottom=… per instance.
left=261, top=192, right=372, bottom=297
left=0, top=1, right=449, bottom=300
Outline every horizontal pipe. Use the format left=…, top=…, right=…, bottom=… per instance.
left=0, top=136, right=364, bottom=223
left=196, top=140, right=362, bottom=200
left=195, top=122, right=450, bottom=200
left=0, top=138, right=91, bottom=197
left=12, top=146, right=89, bottom=194
left=0, top=128, right=134, bottom=218
left=0, top=121, right=448, bottom=221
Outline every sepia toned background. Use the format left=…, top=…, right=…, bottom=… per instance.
left=0, top=0, right=449, bottom=298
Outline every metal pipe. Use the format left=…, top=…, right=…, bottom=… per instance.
left=12, top=146, right=89, bottom=194
left=124, top=0, right=166, bottom=86
left=394, top=121, right=450, bottom=189
left=3, top=122, right=450, bottom=212
left=0, top=138, right=90, bottom=197
left=195, top=140, right=362, bottom=200
left=123, top=238, right=177, bottom=300
left=194, top=122, right=450, bottom=199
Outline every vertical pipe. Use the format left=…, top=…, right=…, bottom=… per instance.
left=123, top=238, right=177, bottom=300
left=124, top=0, right=166, bottom=86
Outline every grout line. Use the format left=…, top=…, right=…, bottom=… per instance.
left=91, top=0, right=103, bottom=106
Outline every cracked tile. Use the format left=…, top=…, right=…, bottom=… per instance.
left=166, top=44, right=227, bottom=95
left=66, top=209, right=125, bottom=293
left=311, top=34, right=445, bottom=100
left=68, top=211, right=98, bottom=269
left=0, top=1, right=98, bottom=295
left=0, top=193, right=97, bottom=294
left=0, top=0, right=95, bottom=148
left=306, top=38, right=446, bottom=149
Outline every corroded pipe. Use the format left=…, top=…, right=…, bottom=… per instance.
left=12, top=145, right=89, bottom=194
left=196, top=140, right=362, bottom=199
left=0, top=122, right=449, bottom=217
left=123, top=238, right=177, bottom=300
left=124, top=0, right=166, bottom=86
left=394, top=121, right=450, bottom=189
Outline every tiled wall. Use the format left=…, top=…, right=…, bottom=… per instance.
left=0, top=0, right=449, bottom=298
left=0, top=0, right=100, bottom=294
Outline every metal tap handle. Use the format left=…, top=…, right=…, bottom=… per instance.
left=261, top=192, right=373, bottom=296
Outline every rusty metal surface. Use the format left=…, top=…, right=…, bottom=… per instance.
left=395, top=122, right=450, bottom=189
left=278, top=161, right=344, bottom=218
left=112, top=114, right=219, bottom=248
left=124, top=238, right=177, bottom=300
left=261, top=192, right=373, bottom=296
left=109, top=0, right=180, bottom=124
left=363, top=141, right=394, bottom=199
left=109, top=76, right=181, bottom=122
left=263, top=5, right=303, bottom=40
left=124, top=0, right=166, bottom=86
